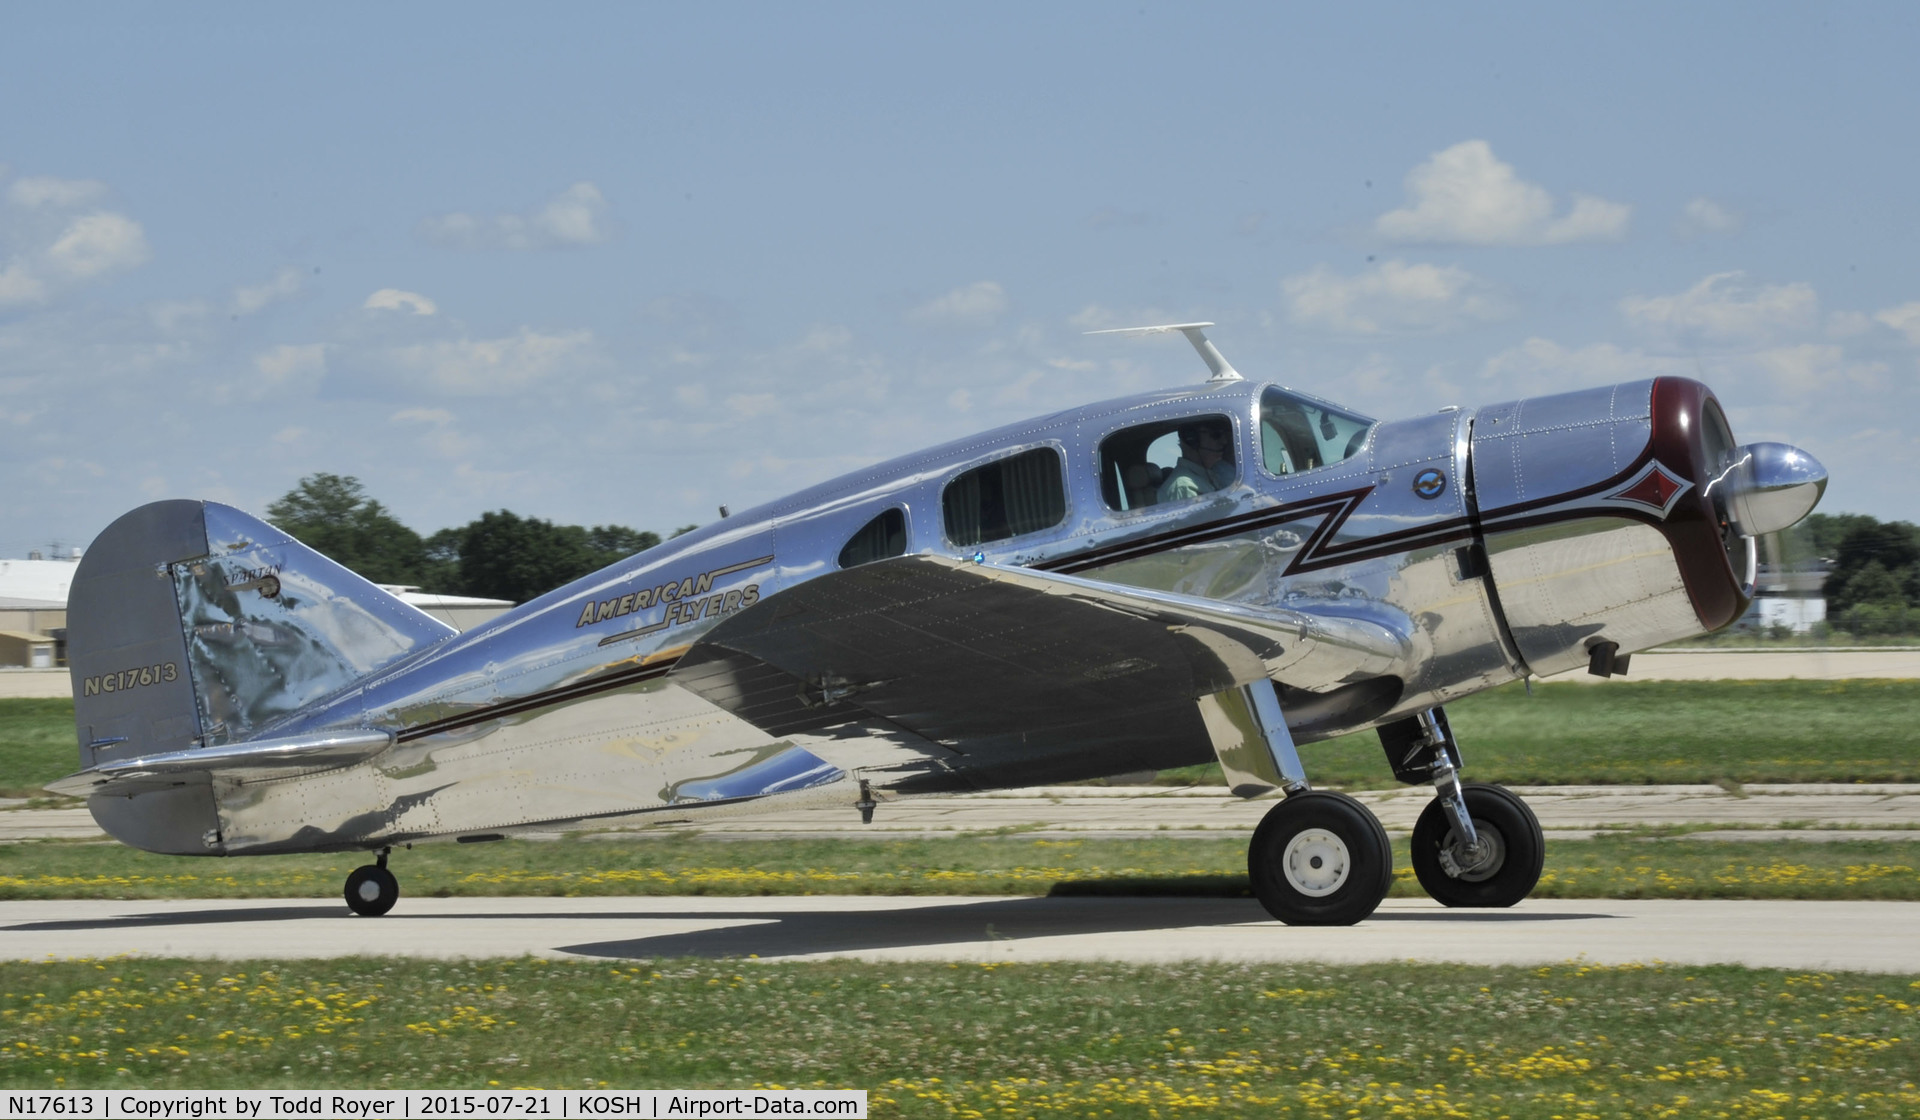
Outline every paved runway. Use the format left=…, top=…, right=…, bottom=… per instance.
left=1, top=895, right=1913, bottom=973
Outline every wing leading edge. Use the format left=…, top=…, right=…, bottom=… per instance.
left=668, top=555, right=1410, bottom=790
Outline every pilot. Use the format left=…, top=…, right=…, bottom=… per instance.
left=1157, top=419, right=1236, bottom=503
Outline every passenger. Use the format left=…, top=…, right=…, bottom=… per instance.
left=1157, top=420, right=1236, bottom=503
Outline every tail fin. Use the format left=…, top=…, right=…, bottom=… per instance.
left=69, top=500, right=455, bottom=768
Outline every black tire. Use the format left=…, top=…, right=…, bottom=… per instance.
left=1410, top=783, right=1544, bottom=908
left=1248, top=791, right=1393, bottom=926
left=344, top=864, right=400, bottom=917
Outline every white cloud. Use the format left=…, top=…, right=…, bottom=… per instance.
left=230, top=268, right=303, bottom=315
left=252, top=343, right=328, bottom=393
left=1478, top=336, right=1885, bottom=428
left=364, top=288, right=439, bottom=316
left=0, top=166, right=151, bottom=310
left=795, top=324, right=853, bottom=353
left=387, top=406, right=476, bottom=458
left=382, top=327, right=596, bottom=395
left=44, top=211, right=150, bottom=279
left=1480, top=338, right=1689, bottom=394
left=724, top=392, right=781, bottom=418
left=7, top=176, right=107, bottom=209
left=0, top=259, right=46, bottom=306
left=1620, top=272, right=1818, bottom=344
left=1065, top=304, right=1188, bottom=332
left=1749, top=343, right=1884, bottom=395
left=907, top=280, right=1008, bottom=327
left=1827, top=311, right=1874, bottom=338
left=1874, top=302, right=1920, bottom=346
left=419, top=182, right=612, bottom=251
left=1374, top=140, right=1630, bottom=246
left=1679, top=196, right=1740, bottom=237
left=1282, top=259, right=1510, bottom=335
left=390, top=407, right=453, bottom=425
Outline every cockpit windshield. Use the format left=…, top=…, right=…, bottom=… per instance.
left=1261, top=387, right=1374, bottom=475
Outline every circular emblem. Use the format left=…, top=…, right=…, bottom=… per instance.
left=1412, top=468, right=1447, bottom=500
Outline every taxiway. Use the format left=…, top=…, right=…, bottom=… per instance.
left=1, top=895, right=1913, bottom=973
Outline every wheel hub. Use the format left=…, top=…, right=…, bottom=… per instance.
left=1281, top=828, right=1351, bottom=896
left=357, top=879, right=382, bottom=902
left=1439, top=821, right=1506, bottom=881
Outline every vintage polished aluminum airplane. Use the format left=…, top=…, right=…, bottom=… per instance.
left=54, top=324, right=1827, bottom=925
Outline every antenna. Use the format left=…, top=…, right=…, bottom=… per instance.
left=1084, top=321, right=1242, bottom=382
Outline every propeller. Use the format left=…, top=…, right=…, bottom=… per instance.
left=1705, top=442, right=1828, bottom=623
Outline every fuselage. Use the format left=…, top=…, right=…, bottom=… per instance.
left=87, top=374, right=1761, bottom=855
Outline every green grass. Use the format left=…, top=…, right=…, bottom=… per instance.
left=1161, top=678, right=1920, bottom=787
left=0, top=699, right=80, bottom=799
left=9, top=681, right=1920, bottom=799
left=4, top=833, right=1917, bottom=902
left=2, top=956, right=1915, bottom=1116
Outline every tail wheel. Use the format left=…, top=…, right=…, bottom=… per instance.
left=1410, top=783, right=1544, bottom=908
left=344, top=864, right=400, bottom=917
left=1248, top=791, right=1393, bottom=926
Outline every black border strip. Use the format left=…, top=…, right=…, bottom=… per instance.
left=1037, top=444, right=1671, bottom=582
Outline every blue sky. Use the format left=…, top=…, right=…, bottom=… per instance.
left=3, top=3, right=1916, bottom=557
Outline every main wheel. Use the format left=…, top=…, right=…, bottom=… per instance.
left=1410, top=783, right=1544, bottom=908
left=344, top=864, right=400, bottom=917
left=1248, top=791, right=1393, bottom=926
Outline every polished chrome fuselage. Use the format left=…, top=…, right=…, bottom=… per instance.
left=84, top=375, right=1757, bottom=855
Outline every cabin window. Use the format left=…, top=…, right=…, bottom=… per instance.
left=838, top=508, right=908, bottom=568
left=1261, top=387, right=1374, bottom=476
left=1097, top=414, right=1238, bottom=512
left=942, top=447, right=1067, bottom=547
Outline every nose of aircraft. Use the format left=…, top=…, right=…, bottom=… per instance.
left=1725, top=442, right=1827, bottom=536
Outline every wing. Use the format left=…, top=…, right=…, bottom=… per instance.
left=668, top=554, right=1409, bottom=790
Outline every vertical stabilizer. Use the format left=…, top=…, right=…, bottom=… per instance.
left=68, top=501, right=208, bottom=769
left=69, top=501, right=457, bottom=769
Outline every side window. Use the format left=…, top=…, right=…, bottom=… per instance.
left=1098, top=414, right=1237, bottom=512
left=1261, top=387, right=1374, bottom=476
left=838, top=508, right=907, bottom=569
left=942, top=447, right=1067, bottom=547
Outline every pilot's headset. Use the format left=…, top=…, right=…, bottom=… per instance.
left=1180, top=421, right=1232, bottom=461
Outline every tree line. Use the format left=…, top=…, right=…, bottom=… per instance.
left=1792, top=512, right=1920, bottom=636
left=266, top=474, right=692, bottom=604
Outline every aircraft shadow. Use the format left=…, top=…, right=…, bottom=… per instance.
left=3, top=899, right=1621, bottom=955
left=3, top=905, right=345, bottom=932
left=555, top=897, right=1265, bottom=959
left=551, top=898, right=1622, bottom=959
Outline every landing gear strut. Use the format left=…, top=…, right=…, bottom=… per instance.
left=1381, top=708, right=1543, bottom=908
left=1410, top=784, right=1543, bottom=907
left=344, top=847, right=400, bottom=917
left=1201, top=679, right=1395, bottom=926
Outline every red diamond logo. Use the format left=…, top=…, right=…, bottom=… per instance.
left=1611, top=466, right=1686, bottom=512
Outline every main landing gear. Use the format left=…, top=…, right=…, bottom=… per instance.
left=1205, top=681, right=1542, bottom=925
left=1248, top=789, right=1394, bottom=926
left=344, top=847, right=400, bottom=917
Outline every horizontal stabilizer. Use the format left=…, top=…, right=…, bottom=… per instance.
left=47, top=728, right=395, bottom=799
